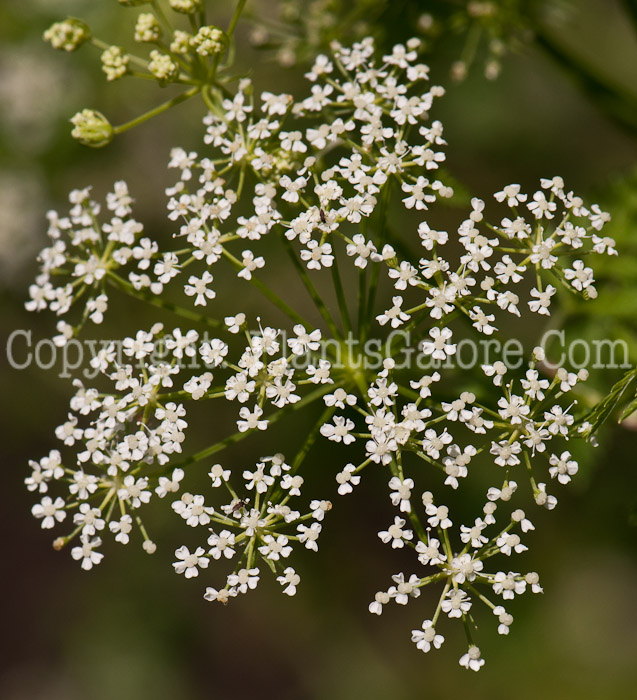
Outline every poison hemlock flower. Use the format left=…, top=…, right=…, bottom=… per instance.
left=25, top=28, right=617, bottom=671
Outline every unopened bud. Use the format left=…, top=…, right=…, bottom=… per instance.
left=191, top=26, right=227, bottom=57
left=43, top=18, right=91, bottom=52
left=148, top=51, right=180, bottom=85
left=170, top=0, right=203, bottom=13
left=70, top=109, right=113, bottom=148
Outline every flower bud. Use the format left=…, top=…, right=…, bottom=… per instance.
left=170, top=30, right=193, bottom=55
left=119, top=0, right=150, bottom=6
left=191, top=26, right=227, bottom=56
left=70, top=109, right=113, bottom=148
left=43, top=18, right=91, bottom=52
left=143, top=540, right=157, bottom=554
left=134, top=13, right=161, bottom=43
left=101, top=46, right=129, bottom=81
left=148, top=51, right=180, bottom=86
left=169, top=0, right=203, bottom=14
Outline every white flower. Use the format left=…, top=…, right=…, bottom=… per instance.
left=411, top=620, right=444, bottom=653
left=228, top=567, right=260, bottom=593
left=336, top=464, right=361, bottom=495
left=258, top=534, right=293, bottom=560
left=421, top=327, right=456, bottom=360
left=442, top=589, right=472, bottom=618
left=184, top=271, right=215, bottom=305
left=459, top=646, right=485, bottom=672
left=277, top=567, right=300, bottom=596
left=564, top=260, right=594, bottom=292
left=207, top=530, right=236, bottom=560
left=300, top=240, right=333, bottom=269
left=73, top=503, right=105, bottom=536
left=118, top=476, right=151, bottom=509
left=415, top=538, right=446, bottom=566
left=378, top=516, right=413, bottom=548
left=320, top=416, right=356, bottom=444
left=496, top=532, right=527, bottom=556
left=548, top=451, right=579, bottom=484
left=109, top=515, right=133, bottom=544
left=369, top=591, right=391, bottom=615
left=237, top=405, right=268, bottom=432
left=390, top=573, right=421, bottom=605
left=287, top=324, right=321, bottom=355
left=527, top=191, right=556, bottom=219
left=448, top=554, right=483, bottom=584
left=173, top=545, right=209, bottom=578
left=494, top=184, right=527, bottom=207
left=388, top=477, right=414, bottom=513
left=346, top=234, right=376, bottom=268
left=208, top=463, right=231, bottom=487
left=243, top=463, right=274, bottom=493
left=493, top=571, right=527, bottom=599
left=238, top=250, right=265, bottom=280
left=297, top=522, right=321, bottom=551
left=71, top=536, right=104, bottom=571
left=224, top=313, right=245, bottom=333
left=377, top=295, right=410, bottom=328
left=203, top=587, right=237, bottom=604
left=32, top=496, right=66, bottom=529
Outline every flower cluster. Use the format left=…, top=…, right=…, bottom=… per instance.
left=27, top=319, right=335, bottom=586
left=26, top=34, right=615, bottom=670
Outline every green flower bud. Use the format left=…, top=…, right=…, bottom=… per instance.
left=148, top=50, right=180, bottom=86
left=70, top=109, right=113, bottom=148
left=170, top=30, right=193, bottom=55
left=134, top=13, right=161, bottom=43
left=118, top=0, right=150, bottom=6
left=101, top=46, right=129, bottom=81
left=191, top=26, right=227, bottom=57
left=43, top=18, right=91, bottom=52
left=169, top=0, right=203, bottom=14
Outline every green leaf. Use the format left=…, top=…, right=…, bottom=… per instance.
left=580, top=368, right=637, bottom=435
left=620, top=391, right=637, bottom=421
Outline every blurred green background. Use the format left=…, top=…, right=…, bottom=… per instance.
left=1, top=1, right=636, bottom=698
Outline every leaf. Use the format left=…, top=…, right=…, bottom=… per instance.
left=580, top=368, right=637, bottom=436
left=620, top=391, right=637, bottom=421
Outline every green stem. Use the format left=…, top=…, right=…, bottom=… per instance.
left=366, top=183, right=392, bottom=335
left=151, top=0, right=173, bottom=34
left=91, top=39, right=151, bottom=71
left=113, top=87, right=200, bottom=135
left=107, top=272, right=222, bottom=328
left=156, top=383, right=334, bottom=475
left=282, top=238, right=342, bottom=338
left=291, top=404, right=336, bottom=474
left=330, top=254, right=352, bottom=335
left=357, top=266, right=368, bottom=342
left=221, top=249, right=311, bottom=327
left=227, top=0, right=248, bottom=39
